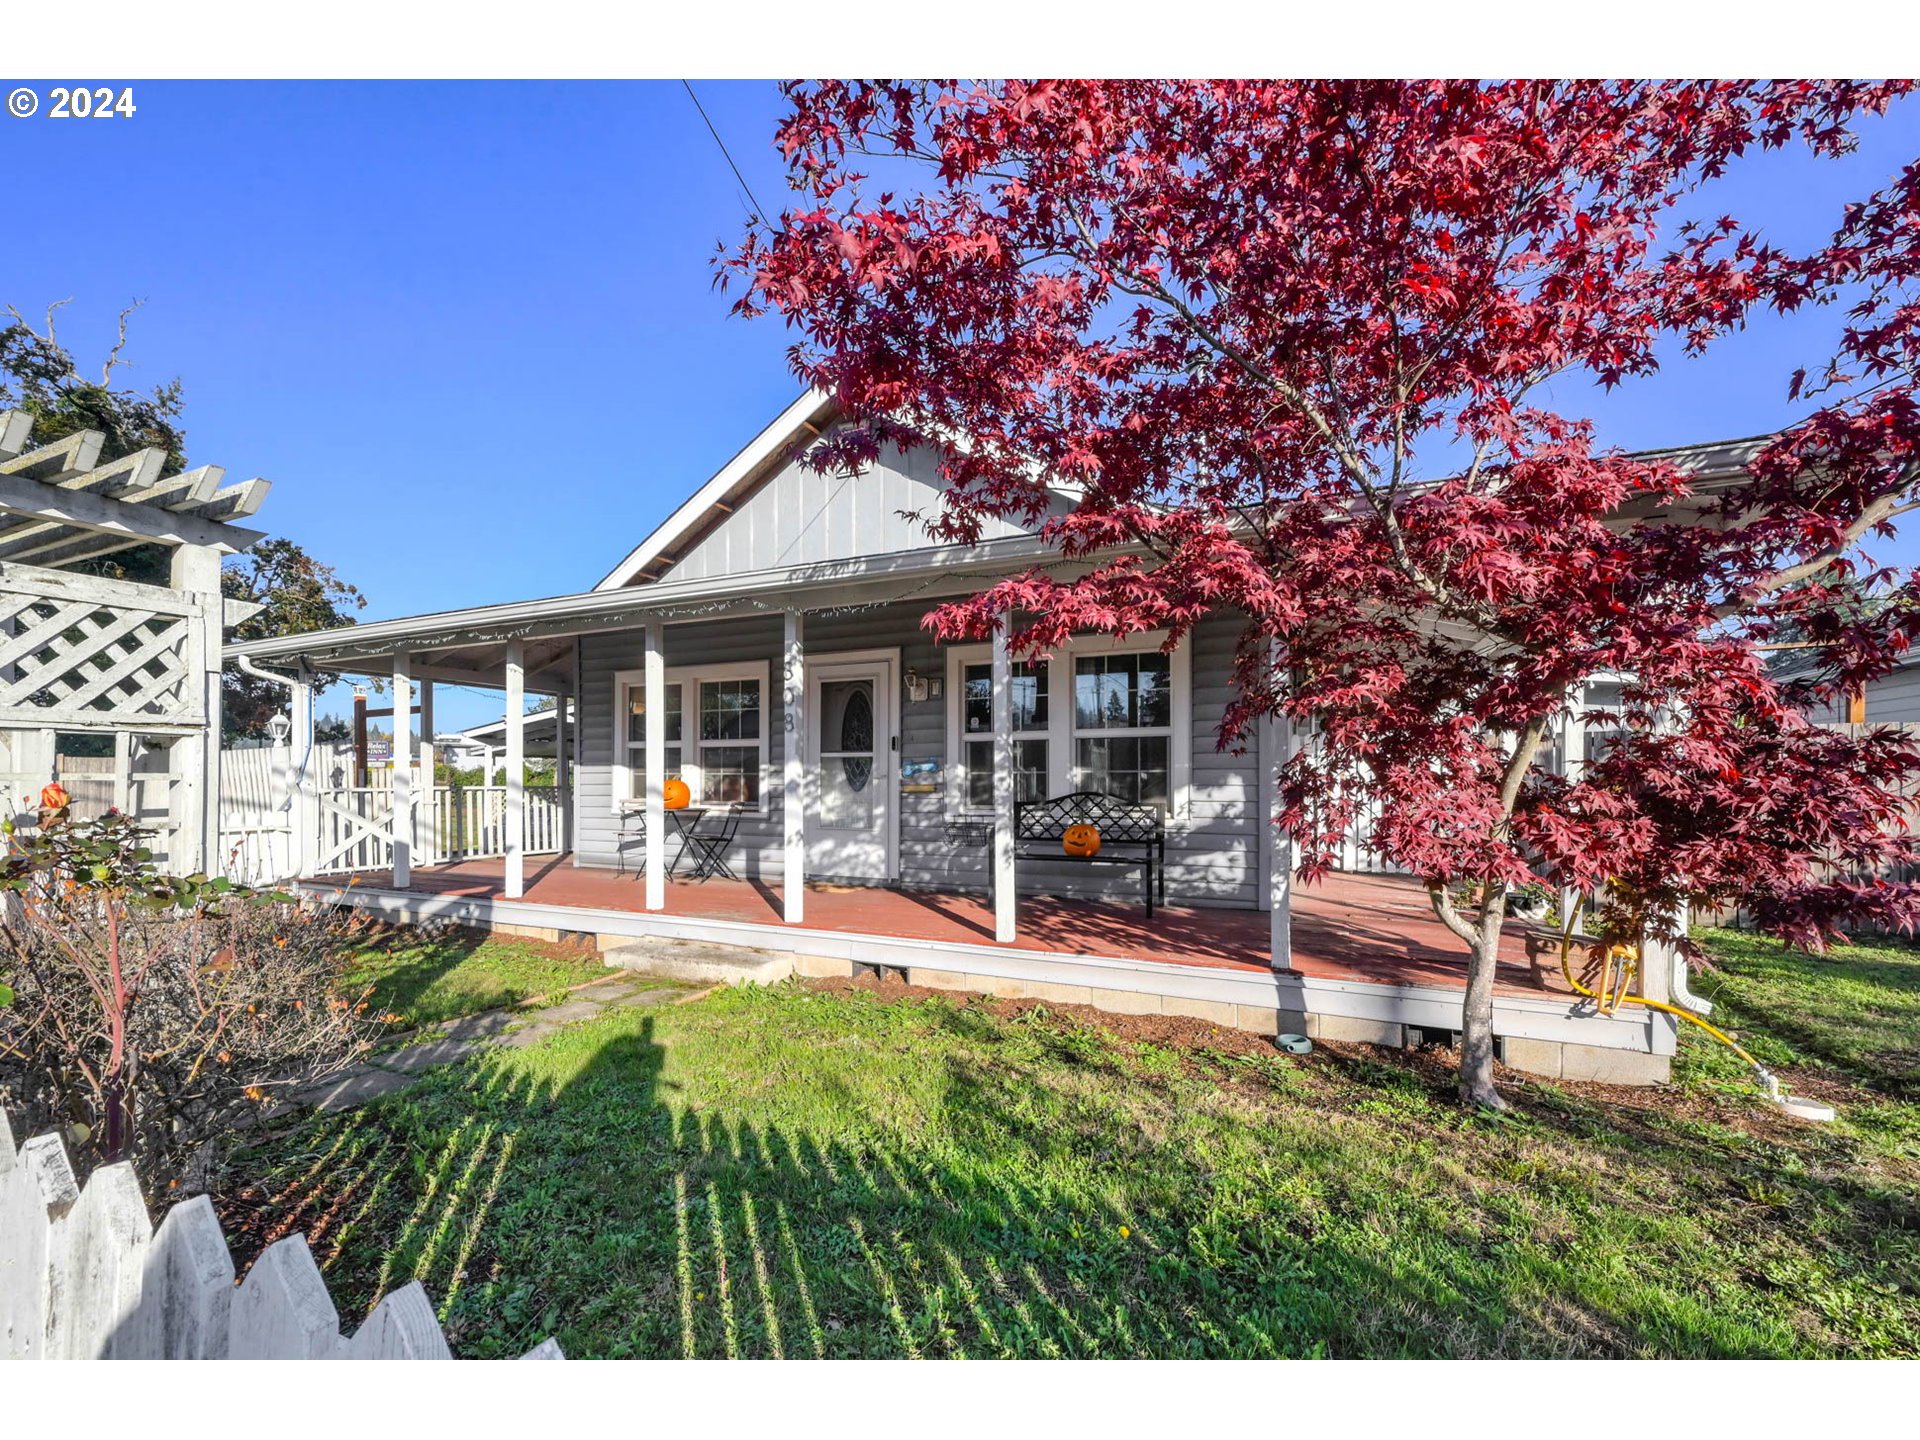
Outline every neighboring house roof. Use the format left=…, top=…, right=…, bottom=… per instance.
left=440, top=702, right=571, bottom=757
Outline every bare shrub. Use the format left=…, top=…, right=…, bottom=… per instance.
left=0, top=792, right=385, bottom=1191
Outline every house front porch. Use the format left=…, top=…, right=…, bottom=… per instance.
left=305, top=858, right=1668, bottom=1081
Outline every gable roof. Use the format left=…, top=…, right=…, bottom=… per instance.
left=595, top=389, right=837, bottom=591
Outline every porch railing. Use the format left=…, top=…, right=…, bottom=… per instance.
left=309, top=782, right=564, bottom=876
left=434, top=783, right=563, bottom=863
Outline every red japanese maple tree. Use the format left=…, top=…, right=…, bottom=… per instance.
left=726, top=80, right=1920, bottom=1106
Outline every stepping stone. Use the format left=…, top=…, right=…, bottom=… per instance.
left=378, top=1036, right=486, bottom=1074
left=437, top=1011, right=517, bottom=1041
left=532, top=999, right=611, bottom=1025
left=604, top=987, right=683, bottom=1008
left=495, top=1022, right=564, bottom=1050
left=299, top=1066, right=418, bottom=1112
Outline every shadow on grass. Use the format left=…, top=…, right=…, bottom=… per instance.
left=339, top=924, right=606, bottom=1029
left=223, top=987, right=1920, bottom=1359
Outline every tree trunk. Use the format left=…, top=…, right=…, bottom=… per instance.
left=1458, top=920, right=1509, bottom=1110
left=1428, top=878, right=1514, bottom=1110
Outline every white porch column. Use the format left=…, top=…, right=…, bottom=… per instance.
left=1261, top=704, right=1296, bottom=971
left=417, top=678, right=435, bottom=868
left=391, top=653, right=415, bottom=888
left=504, top=640, right=525, bottom=899
left=555, top=689, right=572, bottom=858
left=569, top=641, right=583, bottom=866
left=991, top=614, right=1017, bottom=942
left=289, top=669, right=315, bottom=880
left=1560, top=683, right=1589, bottom=930
left=642, top=623, right=666, bottom=911
left=782, top=609, right=806, bottom=923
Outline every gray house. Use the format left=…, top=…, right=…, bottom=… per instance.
left=229, top=392, right=1757, bottom=1084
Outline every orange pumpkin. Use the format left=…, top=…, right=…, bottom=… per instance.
left=663, top=777, right=691, bottom=810
left=1062, top=824, right=1102, bottom=858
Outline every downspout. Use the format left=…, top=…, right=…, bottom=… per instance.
left=1670, top=950, right=1714, bottom=1017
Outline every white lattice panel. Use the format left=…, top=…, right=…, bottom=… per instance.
left=0, top=570, right=201, bottom=727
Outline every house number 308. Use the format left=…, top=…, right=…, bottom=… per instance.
left=48, top=87, right=138, bottom=119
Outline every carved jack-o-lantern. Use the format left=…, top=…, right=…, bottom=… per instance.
left=1062, top=824, right=1102, bottom=858
left=663, top=777, right=692, bottom=810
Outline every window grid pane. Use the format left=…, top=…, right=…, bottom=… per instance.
left=700, top=678, right=760, bottom=741
left=627, top=684, right=682, bottom=744
left=966, top=738, right=1047, bottom=808
left=963, top=661, right=1047, bottom=734
left=1076, top=735, right=1170, bottom=807
left=699, top=744, right=760, bottom=805
left=1073, top=654, right=1170, bottom=730
left=628, top=747, right=683, bottom=801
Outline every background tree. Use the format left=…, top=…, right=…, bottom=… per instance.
left=2, top=300, right=364, bottom=738
left=729, top=80, right=1920, bottom=1106
left=222, top=539, right=364, bottom=738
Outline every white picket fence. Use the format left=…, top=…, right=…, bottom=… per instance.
left=0, top=1113, right=564, bottom=1360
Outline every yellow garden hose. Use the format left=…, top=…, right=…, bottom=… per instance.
left=1556, top=930, right=1784, bottom=1103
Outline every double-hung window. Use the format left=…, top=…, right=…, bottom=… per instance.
left=1072, top=651, right=1173, bottom=808
left=624, top=682, right=683, bottom=802
left=959, top=658, right=1049, bottom=807
left=693, top=675, right=763, bottom=805
left=616, top=662, right=768, bottom=809
left=946, top=633, right=1188, bottom=817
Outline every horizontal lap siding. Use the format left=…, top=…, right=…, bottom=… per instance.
left=577, top=615, right=786, bottom=876
left=1866, top=667, right=1920, bottom=723
left=1002, top=612, right=1258, bottom=908
left=575, top=605, right=1261, bottom=908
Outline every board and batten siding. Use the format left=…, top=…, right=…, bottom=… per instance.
left=576, top=604, right=1264, bottom=908
left=661, top=443, right=1057, bottom=582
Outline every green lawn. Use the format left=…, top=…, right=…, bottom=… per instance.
left=1687, top=927, right=1920, bottom=1101
left=340, top=927, right=614, bottom=1028
left=235, top=934, right=1920, bottom=1359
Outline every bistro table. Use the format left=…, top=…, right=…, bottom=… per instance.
left=666, top=806, right=707, bottom=876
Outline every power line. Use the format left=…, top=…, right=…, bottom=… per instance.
left=682, top=79, right=772, bottom=227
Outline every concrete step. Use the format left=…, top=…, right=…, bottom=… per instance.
left=602, top=936, right=794, bottom=987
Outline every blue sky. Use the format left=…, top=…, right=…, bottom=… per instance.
left=5, top=81, right=1917, bottom=727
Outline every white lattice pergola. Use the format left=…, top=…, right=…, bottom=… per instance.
left=0, top=408, right=268, bottom=873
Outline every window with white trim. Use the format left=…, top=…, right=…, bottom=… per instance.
left=1072, top=651, right=1173, bottom=808
left=959, top=658, right=1048, bottom=808
left=615, top=662, right=768, bottom=809
left=945, top=633, right=1189, bottom=817
left=623, top=681, right=682, bottom=802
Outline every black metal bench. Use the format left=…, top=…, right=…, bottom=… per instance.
left=1014, top=791, right=1167, bottom=917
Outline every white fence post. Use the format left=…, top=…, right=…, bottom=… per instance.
left=0, top=1125, right=79, bottom=1359
left=0, top=1116, right=564, bottom=1360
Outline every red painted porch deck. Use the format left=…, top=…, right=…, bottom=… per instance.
left=328, top=857, right=1568, bottom=1000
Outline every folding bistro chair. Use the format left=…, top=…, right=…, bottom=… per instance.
left=681, top=802, right=744, bottom=881
left=614, top=807, right=646, bottom=878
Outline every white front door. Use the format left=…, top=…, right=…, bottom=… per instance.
left=806, top=655, right=895, bottom=881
